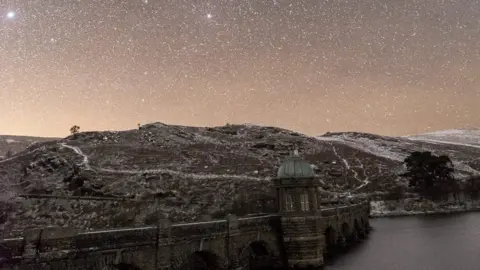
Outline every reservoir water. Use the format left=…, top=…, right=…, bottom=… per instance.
left=325, top=212, right=480, bottom=270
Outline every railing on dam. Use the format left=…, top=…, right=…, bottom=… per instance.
left=320, top=201, right=370, bottom=217
left=0, top=201, right=370, bottom=262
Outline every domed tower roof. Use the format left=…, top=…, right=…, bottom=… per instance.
left=277, top=150, right=315, bottom=179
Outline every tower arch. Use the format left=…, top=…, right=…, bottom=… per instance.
left=238, top=241, right=275, bottom=270
left=324, top=226, right=338, bottom=258
left=176, top=251, right=222, bottom=270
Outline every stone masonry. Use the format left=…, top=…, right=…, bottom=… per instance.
left=0, top=153, right=371, bottom=269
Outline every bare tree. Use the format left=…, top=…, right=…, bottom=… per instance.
left=70, top=125, right=80, bottom=136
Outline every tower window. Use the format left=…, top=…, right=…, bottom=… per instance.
left=300, top=193, right=310, bottom=211
left=285, top=194, right=294, bottom=212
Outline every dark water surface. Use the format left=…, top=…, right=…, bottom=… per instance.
left=325, top=212, right=480, bottom=270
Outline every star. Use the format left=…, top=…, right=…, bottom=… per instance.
left=0, top=0, right=478, bottom=137
left=6, top=11, right=15, bottom=19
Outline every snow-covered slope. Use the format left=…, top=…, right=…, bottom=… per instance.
left=317, top=131, right=480, bottom=178
left=407, top=129, right=480, bottom=147
left=317, top=132, right=408, bottom=161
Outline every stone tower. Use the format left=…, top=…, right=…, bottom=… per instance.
left=272, top=150, right=324, bottom=268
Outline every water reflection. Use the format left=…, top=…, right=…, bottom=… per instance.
left=325, top=212, right=480, bottom=270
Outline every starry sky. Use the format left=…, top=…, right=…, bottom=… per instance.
left=1, top=0, right=479, bottom=137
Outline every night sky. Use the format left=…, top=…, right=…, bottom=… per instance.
left=1, top=0, right=479, bottom=137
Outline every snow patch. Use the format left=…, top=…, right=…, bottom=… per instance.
left=5, top=138, right=18, bottom=143
left=370, top=198, right=480, bottom=218
left=408, top=129, right=480, bottom=146
left=317, top=134, right=406, bottom=161
left=370, top=200, right=388, bottom=216
left=407, top=138, right=480, bottom=149
left=452, top=161, right=480, bottom=176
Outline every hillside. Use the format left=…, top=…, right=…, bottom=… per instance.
left=1, top=123, right=479, bottom=234
left=0, top=135, right=58, bottom=159
left=318, top=131, right=480, bottom=179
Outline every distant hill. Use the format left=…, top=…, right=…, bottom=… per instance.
left=0, top=124, right=478, bottom=233
left=0, top=135, right=59, bottom=159
left=407, top=129, right=480, bottom=147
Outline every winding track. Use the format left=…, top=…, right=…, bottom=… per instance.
left=59, top=142, right=270, bottom=181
